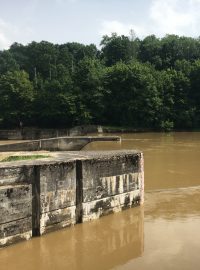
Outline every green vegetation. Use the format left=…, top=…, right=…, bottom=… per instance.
left=1, top=155, right=50, bottom=162
left=1, top=33, right=200, bottom=131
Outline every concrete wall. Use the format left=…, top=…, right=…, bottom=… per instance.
left=0, top=136, right=120, bottom=152
left=0, top=130, right=22, bottom=140
left=0, top=166, right=33, bottom=247
left=81, top=153, right=144, bottom=222
left=0, top=150, right=144, bottom=248
left=38, top=162, right=77, bottom=235
left=0, top=125, right=101, bottom=140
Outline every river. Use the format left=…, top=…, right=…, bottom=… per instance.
left=1, top=132, right=200, bottom=270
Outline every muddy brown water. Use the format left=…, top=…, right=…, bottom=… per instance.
left=1, top=132, right=200, bottom=270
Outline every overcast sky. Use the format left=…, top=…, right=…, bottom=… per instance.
left=0, top=0, right=200, bottom=49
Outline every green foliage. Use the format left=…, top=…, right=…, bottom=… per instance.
left=73, top=57, right=106, bottom=124
left=103, top=61, right=162, bottom=128
left=0, top=51, right=19, bottom=74
left=0, top=70, right=34, bottom=126
left=1, top=33, right=200, bottom=130
left=160, top=120, right=174, bottom=132
left=100, top=33, right=139, bottom=66
left=139, top=35, right=162, bottom=69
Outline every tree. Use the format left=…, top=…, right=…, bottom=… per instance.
left=73, top=57, right=106, bottom=124
left=0, top=51, right=19, bottom=75
left=0, top=34, right=199, bottom=130
left=189, top=60, right=200, bottom=127
left=139, top=35, right=162, bottom=69
left=171, top=70, right=194, bottom=129
left=103, top=61, right=162, bottom=128
left=0, top=71, right=34, bottom=126
left=26, top=41, right=59, bottom=80
left=160, top=35, right=200, bottom=69
left=100, top=33, right=134, bottom=66
left=34, top=79, right=77, bottom=127
left=9, top=42, right=29, bottom=71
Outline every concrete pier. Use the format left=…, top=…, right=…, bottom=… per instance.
left=0, top=150, right=144, bottom=248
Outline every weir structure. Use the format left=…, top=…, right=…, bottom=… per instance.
left=0, top=150, right=144, bottom=248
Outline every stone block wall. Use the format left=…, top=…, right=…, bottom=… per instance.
left=0, top=151, right=144, bottom=248
left=38, top=162, right=77, bottom=235
left=80, top=153, right=144, bottom=222
left=0, top=166, right=33, bottom=247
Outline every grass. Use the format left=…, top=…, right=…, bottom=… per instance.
left=1, top=154, right=50, bottom=162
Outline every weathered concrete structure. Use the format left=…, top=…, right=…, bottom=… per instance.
left=0, top=125, right=101, bottom=140
left=0, top=150, right=144, bottom=248
left=80, top=153, right=144, bottom=222
left=38, top=161, right=77, bottom=235
left=0, top=136, right=120, bottom=152
left=0, top=166, right=33, bottom=246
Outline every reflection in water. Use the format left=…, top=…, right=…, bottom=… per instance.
left=118, top=186, right=200, bottom=270
left=1, top=186, right=200, bottom=269
left=0, top=207, right=144, bottom=270
left=1, top=132, right=200, bottom=269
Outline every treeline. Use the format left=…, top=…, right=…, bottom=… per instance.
left=0, top=33, right=200, bottom=130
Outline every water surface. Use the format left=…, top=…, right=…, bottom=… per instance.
left=85, top=132, right=200, bottom=190
left=1, top=132, right=200, bottom=270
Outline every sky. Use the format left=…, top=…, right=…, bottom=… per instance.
left=0, top=0, right=200, bottom=50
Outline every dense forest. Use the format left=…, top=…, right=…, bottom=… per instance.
left=1, top=33, right=200, bottom=130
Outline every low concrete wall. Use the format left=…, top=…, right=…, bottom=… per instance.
left=0, top=150, right=144, bottom=248
left=0, top=136, right=120, bottom=152
left=0, top=130, right=22, bottom=140
left=81, top=153, right=144, bottom=222
left=0, top=166, right=33, bottom=246
left=38, top=162, right=77, bottom=235
left=0, top=141, right=40, bottom=152
left=0, top=125, right=101, bottom=140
